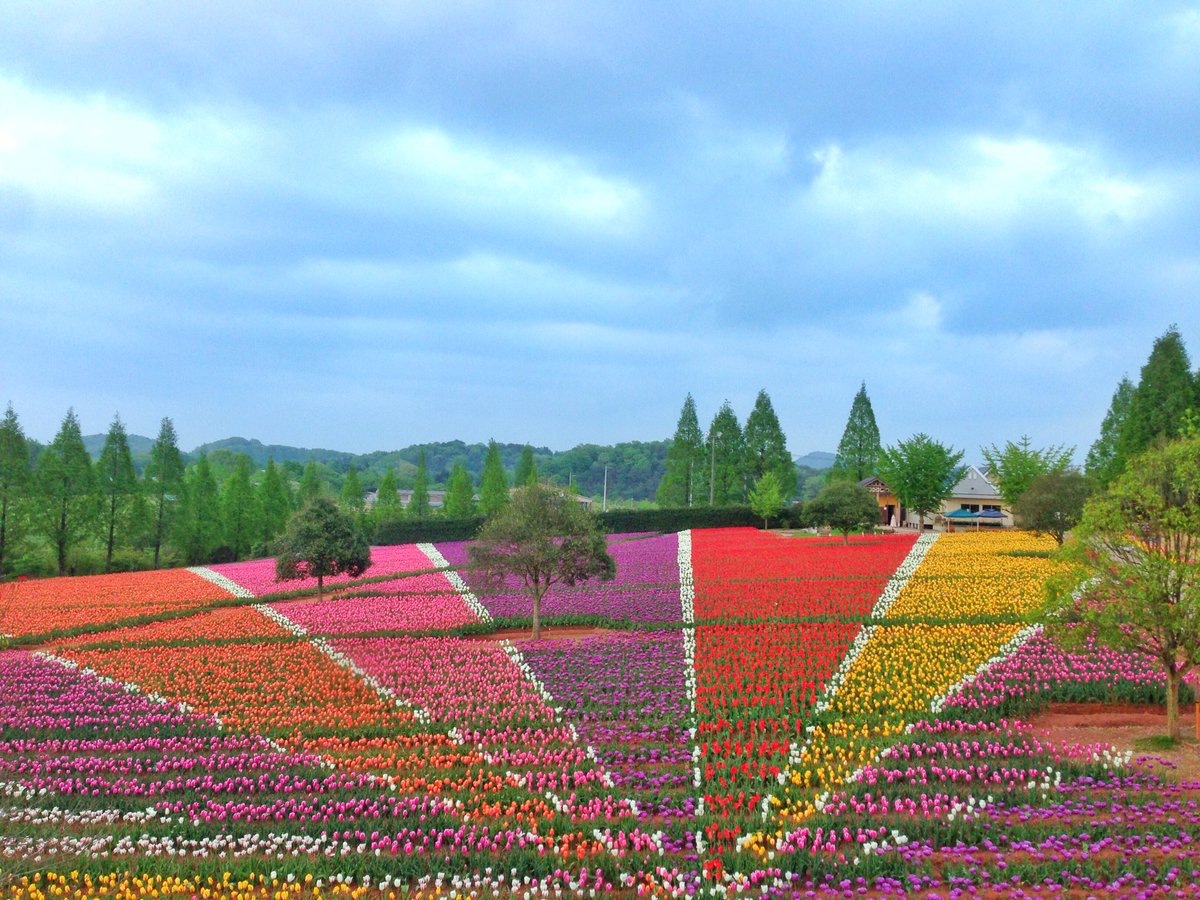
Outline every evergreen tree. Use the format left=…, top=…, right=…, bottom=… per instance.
left=514, top=445, right=539, bottom=487
left=743, top=389, right=796, bottom=498
left=444, top=462, right=476, bottom=518
left=1086, top=377, right=1135, bottom=488
left=479, top=440, right=510, bottom=517
left=829, top=382, right=882, bottom=483
left=220, top=454, right=259, bottom=560
left=298, top=461, right=323, bottom=505
left=655, top=394, right=704, bottom=507
left=144, top=417, right=185, bottom=568
left=177, top=456, right=221, bottom=565
left=1117, top=326, right=1199, bottom=463
left=409, top=450, right=431, bottom=518
left=35, top=409, right=98, bottom=576
left=258, top=458, right=293, bottom=547
left=96, top=414, right=138, bottom=572
left=374, top=467, right=401, bottom=513
left=340, top=464, right=364, bottom=513
left=0, top=404, right=30, bottom=578
left=701, top=401, right=746, bottom=505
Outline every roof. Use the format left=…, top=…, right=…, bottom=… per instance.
left=949, top=465, right=1002, bottom=500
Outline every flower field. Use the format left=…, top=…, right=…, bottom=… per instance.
left=3, top=528, right=1200, bottom=896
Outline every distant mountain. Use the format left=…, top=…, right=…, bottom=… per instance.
left=796, top=450, right=836, bottom=470
left=83, top=433, right=157, bottom=473
left=191, top=437, right=356, bottom=469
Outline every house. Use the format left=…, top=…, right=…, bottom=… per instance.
left=363, top=489, right=446, bottom=509
left=859, top=477, right=901, bottom=526
left=939, top=466, right=1011, bottom=527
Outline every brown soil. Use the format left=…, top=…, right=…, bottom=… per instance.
left=1026, top=701, right=1200, bottom=782
left=465, top=626, right=619, bottom=643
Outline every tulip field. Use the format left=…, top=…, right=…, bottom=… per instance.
left=3, top=528, right=1200, bottom=897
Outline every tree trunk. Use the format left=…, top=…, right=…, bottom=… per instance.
left=317, top=574, right=324, bottom=604
left=153, top=492, right=165, bottom=568
left=532, top=586, right=544, bottom=640
left=842, top=531, right=849, bottom=545
left=1166, top=666, right=1181, bottom=740
left=57, top=501, right=68, bottom=577
left=106, top=495, right=117, bottom=573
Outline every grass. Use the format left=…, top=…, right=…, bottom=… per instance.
left=1133, top=735, right=1180, bottom=752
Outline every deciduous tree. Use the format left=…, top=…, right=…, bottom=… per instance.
left=829, top=382, right=881, bottom=483
left=1117, top=326, right=1198, bottom=463
left=877, top=433, right=965, bottom=529
left=479, top=440, right=509, bottom=517
left=444, top=462, right=476, bottom=519
left=220, top=454, right=259, bottom=561
left=468, top=483, right=614, bottom=640
left=806, top=480, right=880, bottom=544
left=275, top=497, right=371, bottom=602
left=176, top=455, right=221, bottom=565
left=748, top=471, right=785, bottom=529
left=981, top=435, right=1073, bottom=507
left=374, top=467, right=401, bottom=514
left=258, top=458, right=293, bottom=547
left=702, top=401, right=746, bottom=506
left=0, top=404, right=30, bottom=578
left=35, top=409, right=97, bottom=576
left=298, top=461, right=323, bottom=505
left=1012, top=470, right=1092, bottom=545
left=514, top=445, right=539, bottom=487
left=340, top=464, right=364, bottom=514
left=96, top=414, right=139, bottom=571
left=655, top=394, right=704, bottom=507
left=144, top=417, right=185, bottom=569
left=409, top=451, right=431, bottom=518
left=743, top=389, right=795, bottom=498
left=1086, top=377, right=1135, bottom=488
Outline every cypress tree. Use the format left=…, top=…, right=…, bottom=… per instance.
left=444, top=462, right=476, bottom=518
left=221, top=454, right=259, bottom=560
left=409, top=450, right=431, bottom=518
left=96, top=414, right=138, bottom=572
left=743, top=389, right=796, bottom=498
left=1086, top=377, right=1135, bottom=487
left=35, top=409, right=97, bottom=576
left=701, top=401, right=746, bottom=506
left=655, top=394, right=704, bottom=507
left=479, top=440, right=509, bottom=517
left=144, top=417, right=185, bottom=568
left=1118, top=326, right=1199, bottom=462
left=0, top=404, right=31, bottom=578
left=514, top=445, right=539, bottom=486
left=830, top=382, right=882, bottom=483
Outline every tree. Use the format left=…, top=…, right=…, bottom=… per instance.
left=479, top=440, right=509, bottom=517
left=655, top=394, right=705, bottom=507
left=829, top=382, right=882, bottom=483
left=275, top=497, right=371, bottom=602
left=221, top=454, right=259, bottom=560
left=743, top=389, right=796, bottom=498
left=258, top=458, right=293, bottom=548
left=980, top=435, right=1074, bottom=507
left=1044, top=435, right=1200, bottom=739
left=176, top=456, right=221, bottom=565
left=1117, top=326, right=1199, bottom=463
left=340, top=464, right=364, bottom=514
left=298, top=461, right=323, bottom=505
left=467, top=483, right=615, bottom=640
left=748, top=471, right=785, bottom=529
left=1086, top=377, right=1135, bottom=488
left=514, top=445, right=539, bottom=487
left=35, top=409, right=97, bottom=576
left=96, top=414, right=139, bottom=572
left=0, top=404, right=30, bottom=578
left=1012, top=470, right=1092, bottom=545
left=409, top=450, right=431, bottom=518
left=144, top=417, right=186, bottom=568
left=702, top=401, right=746, bottom=505
left=876, top=433, right=966, bottom=528
left=444, top=462, right=476, bottom=519
left=806, top=480, right=881, bottom=544
left=374, top=467, right=401, bottom=514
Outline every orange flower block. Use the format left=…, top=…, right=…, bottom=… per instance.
left=49, top=605, right=278, bottom=649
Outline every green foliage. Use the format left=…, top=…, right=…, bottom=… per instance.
left=339, top=464, right=364, bottom=513
left=409, top=450, right=431, bottom=518
left=258, top=458, right=293, bottom=548
left=373, top=513, right=485, bottom=545
left=702, top=400, right=746, bottom=505
left=275, top=497, right=371, bottom=601
left=656, top=394, right=704, bottom=508
left=478, top=440, right=509, bottom=517
left=468, top=483, right=615, bottom=639
left=743, top=389, right=795, bottom=498
left=35, top=409, right=98, bottom=576
left=1085, top=377, right=1135, bottom=488
left=374, top=467, right=401, bottom=513
left=144, top=417, right=185, bottom=568
left=298, top=461, right=323, bottom=505
left=1045, top=434, right=1200, bottom=738
left=805, top=480, right=880, bottom=543
left=829, top=382, right=881, bottom=483
left=176, top=455, right=222, bottom=565
left=96, top=414, right=139, bottom=572
left=220, top=454, right=259, bottom=561
left=514, top=445, right=539, bottom=487
left=748, top=471, right=785, bottom=528
left=443, top=462, right=476, bottom=519
left=980, top=434, right=1074, bottom=507
left=597, top=505, right=763, bottom=534
left=0, top=404, right=31, bottom=578
left=877, top=433, right=966, bottom=527
left=1012, top=470, right=1092, bottom=545
left=1116, top=325, right=1199, bottom=464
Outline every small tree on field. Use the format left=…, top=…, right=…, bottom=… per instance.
left=1043, top=435, right=1200, bottom=740
left=981, top=434, right=1073, bottom=507
left=468, top=483, right=615, bottom=640
left=876, top=433, right=965, bottom=529
left=275, top=497, right=371, bottom=602
left=1013, top=470, right=1092, bottom=545
left=748, top=471, right=785, bottom=529
left=806, top=480, right=880, bottom=544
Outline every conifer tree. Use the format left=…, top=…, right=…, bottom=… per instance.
left=258, top=458, right=293, bottom=546
left=220, top=454, right=259, bottom=560
left=701, top=401, right=746, bottom=505
left=374, top=467, right=401, bottom=514
left=655, top=394, right=704, bottom=507
left=340, top=464, right=364, bottom=513
left=1117, top=326, right=1199, bottom=462
left=35, top=409, right=97, bottom=576
left=1086, top=377, right=1135, bottom=487
left=829, top=383, right=882, bottom=483
left=409, top=450, right=431, bottom=517
left=444, top=462, right=476, bottom=518
left=96, top=414, right=138, bottom=572
left=743, top=389, right=796, bottom=498
left=177, top=455, right=221, bottom=565
left=514, top=446, right=539, bottom=487
left=0, top=404, right=30, bottom=578
left=298, top=461, right=323, bottom=505
left=479, top=440, right=510, bottom=517
left=144, top=417, right=185, bottom=568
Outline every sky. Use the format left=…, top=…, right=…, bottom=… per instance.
left=2, top=2, right=1198, bottom=462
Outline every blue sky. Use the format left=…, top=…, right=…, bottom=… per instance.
left=2, top=2, right=1198, bottom=461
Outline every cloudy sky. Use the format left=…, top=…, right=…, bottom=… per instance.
left=2, top=2, right=1198, bottom=461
